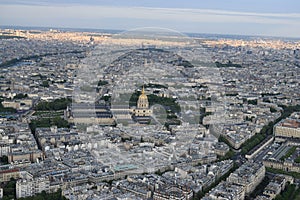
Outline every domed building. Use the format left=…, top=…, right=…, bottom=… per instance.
left=137, top=86, right=149, bottom=109
left=133, top=86, right=152, bottom=123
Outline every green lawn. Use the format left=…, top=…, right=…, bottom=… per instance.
left=280, top=146, right=297, bottom=161
left=294, top=156, right=300, bottom=163
left=274, top=183, right=300, bottom=200
left=266, top=167, right=300, bottom=179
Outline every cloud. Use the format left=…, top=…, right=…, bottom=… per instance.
left=1, top=4, right=300, bottom=37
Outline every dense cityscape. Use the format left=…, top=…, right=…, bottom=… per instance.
left=0, top=25, right=299, bottom=200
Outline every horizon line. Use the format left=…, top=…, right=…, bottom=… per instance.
left=1, top=25, right=300, bottom=40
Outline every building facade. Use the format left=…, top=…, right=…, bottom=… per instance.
left=133, top=86, right=152, bottom=124
left=227, top=162, right=265, bottom=195
left=274, top=114, right=300, bottom=138
left=16, top=173, right=50, bottom=198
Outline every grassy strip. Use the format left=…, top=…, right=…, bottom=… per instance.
left=33, top=110, right=64, bottom=117
left=215, top=61, right=242, bottom=68
left=266, top=167, right=300, bottom=179
left=280, top=146, right=297, bottom=161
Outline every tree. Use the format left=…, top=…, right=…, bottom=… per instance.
left=13, top=93, right=28, bottom=99
left=0, top=155, right=8, bottom=164
left=3, top=178, right=16, bottom=198
left=41, top=80, right=49, bottom=87
left=97, top=80, right=109, bottom=86
left=35, top=98, right=71, bottom=111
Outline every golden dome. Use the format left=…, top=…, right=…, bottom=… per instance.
left=137, top=86, right=149, bottom=109
left=139, top=86, right=148, bottom=100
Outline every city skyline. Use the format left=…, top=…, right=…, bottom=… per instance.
left=1, top=0, right=300, bottom=38
left=1, top=1, right=300, bottom=199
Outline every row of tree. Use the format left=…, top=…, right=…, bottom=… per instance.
left=275, top=183, right=300, bottom=200
left=29, top=117, right=69, bottom=133
left=241, top=104, right=300, bottom=155
left=35, top=98, right=71, bottom=111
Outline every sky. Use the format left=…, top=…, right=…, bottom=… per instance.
left=1, top=0, right=300, bottom=37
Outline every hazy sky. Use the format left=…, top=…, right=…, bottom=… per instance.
left=1, top=0, right=300, bottom=37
